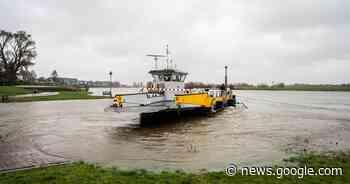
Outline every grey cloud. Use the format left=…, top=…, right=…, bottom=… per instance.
left=1, top=0, right=349, bottom=84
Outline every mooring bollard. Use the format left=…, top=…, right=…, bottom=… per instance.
left=1, top=95, right=9, bottom=103
left=232, top=95, right=236, bottom=106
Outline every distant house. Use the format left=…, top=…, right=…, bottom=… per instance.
left=94, top=81, right=111, bottom=87
left=56, top=77, right=78, bottom=86
left=78, top=80, right=88, bottom=85
left=87, top=81, right=94, bottom=86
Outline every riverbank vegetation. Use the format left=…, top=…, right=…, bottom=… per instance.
left=1, top=151, right=349, bottom=184
left=236, top=83, right=350, bottom=91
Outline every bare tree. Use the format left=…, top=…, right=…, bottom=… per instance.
left=0, top=30, right=37, bottom=84
left=50, top=70, right=58, bottom=82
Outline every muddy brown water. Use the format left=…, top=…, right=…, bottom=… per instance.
left=1, top=89, right=350, bottom=171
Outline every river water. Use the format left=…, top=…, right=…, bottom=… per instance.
left=1, top=89, right=350, bottom=171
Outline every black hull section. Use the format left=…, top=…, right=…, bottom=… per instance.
left=139, top=106, right=230, bottom=126
left=140, top=107, right=211, bottom=126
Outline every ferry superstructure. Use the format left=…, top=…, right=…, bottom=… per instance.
left=112, top=45, right=236, bottom=123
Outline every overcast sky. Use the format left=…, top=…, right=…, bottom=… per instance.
left=1, top=0, right=349, bottom=84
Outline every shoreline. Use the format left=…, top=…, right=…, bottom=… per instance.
left=0, top=151, right=348, bottom=183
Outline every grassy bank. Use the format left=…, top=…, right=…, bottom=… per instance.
left=1, top=152, right=349, bottom=183
left=0, top=86, right=110, bottom=102
left=0, top=86, right=32, bottom=96
left=13, top=91, right=110, bottom=102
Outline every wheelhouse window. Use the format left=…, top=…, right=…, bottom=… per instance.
left=150, top=71, right=188, bottom=82
left=164, top=75, right=171, bottom=81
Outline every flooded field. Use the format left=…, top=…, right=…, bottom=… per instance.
left=1, top=89, right=350, bottom=171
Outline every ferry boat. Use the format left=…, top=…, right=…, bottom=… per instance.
left=112, top=45, right=236, bottom=123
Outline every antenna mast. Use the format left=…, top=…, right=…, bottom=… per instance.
left=146, top=45, right=172, bottom=70
left=166, top=44, right=169, bottom=69
left=146, top=54, right=166, bottom=69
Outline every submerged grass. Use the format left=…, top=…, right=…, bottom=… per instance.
left=13, top=91, right=110, bottom=102
left=1, top=152, right=349, bottom=183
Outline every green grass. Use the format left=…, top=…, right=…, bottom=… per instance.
left=0, top=86, right=32, bottom=96
left=0, top=152, right=349, bottom=184
left=13, top=91, right=110, bottom=102
left=0, top=85, right=110, bottom=102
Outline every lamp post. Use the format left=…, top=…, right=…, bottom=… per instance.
left=109, top=71, right=113, bottom=96
left=224, top=66, right=228, bottom=89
